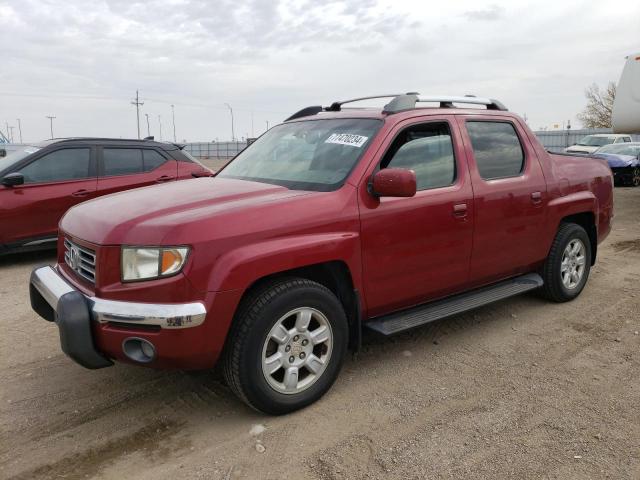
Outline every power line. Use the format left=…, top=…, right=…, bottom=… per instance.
left=224, top=103, right=235, bottom=141
left=131, top=90, right=144, bottom=139
left=171, top=104, right=176, bottom=142
left=45, top=116, right=56, bottom=139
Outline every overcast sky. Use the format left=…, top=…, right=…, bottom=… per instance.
left=1, top=0, right=638, bottom=143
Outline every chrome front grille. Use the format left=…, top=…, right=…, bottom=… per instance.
left=64, top=238, right=96, bottom=284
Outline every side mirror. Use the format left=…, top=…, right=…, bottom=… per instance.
left=370, top=168, right=417, bottom=198
left=1, top=172, right=24, bottom=187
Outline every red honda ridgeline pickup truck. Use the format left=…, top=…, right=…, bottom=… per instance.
left=30, top=94, right=613, bottom=414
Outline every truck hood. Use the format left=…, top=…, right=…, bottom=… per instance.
left=592, top=153, right=639, bottom=168
left=565, top=145, right=599, bottom=154
left=60, top=178, right=312, bottom=245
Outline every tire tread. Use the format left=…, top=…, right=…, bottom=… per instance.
left=222, top=277, right=338, bottom=412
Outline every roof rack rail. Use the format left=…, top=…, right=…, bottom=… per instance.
left=383, top=94, right=508, bottom=113
left=285, top=93, right=508, bottom=121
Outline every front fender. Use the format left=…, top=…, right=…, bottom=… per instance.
left=203, top=232, right=362, bottom=293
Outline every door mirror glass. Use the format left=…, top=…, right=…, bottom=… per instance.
left=371, top=168, right=416, bottom=197
left=1, top=172, right=25, bottom=187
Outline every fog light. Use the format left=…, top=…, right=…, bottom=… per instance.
left=122, top=337, right=156, bottom=363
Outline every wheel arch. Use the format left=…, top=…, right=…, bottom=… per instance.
left=560, top=211, right=597, bottom=265
left=232, top=261, right=362, bottom=352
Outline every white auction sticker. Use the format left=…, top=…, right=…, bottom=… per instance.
left=325, top=133, right=369, bottom=148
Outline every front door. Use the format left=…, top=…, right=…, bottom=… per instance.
left=4, top=146, right=98, bottom=244
left=359, top=117, right=474, bottom=317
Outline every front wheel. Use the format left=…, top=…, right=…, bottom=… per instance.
left=222, top=278, right=348, bottom=414
left=540, top=223, right=592, bottom=302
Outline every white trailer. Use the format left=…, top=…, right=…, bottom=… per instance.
left=612, top=53, right=640, bottom=133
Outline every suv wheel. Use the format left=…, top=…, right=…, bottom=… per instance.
left=541, top=223, right=592, bottom=302
left=223, top=278, right=348, bottom=414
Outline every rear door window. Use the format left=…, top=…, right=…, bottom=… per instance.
left=18, top=148, right=91, bottom=184
left=466, top=121, right=525, bottom=180
left=102, top=148, right=143, bottom=176
left=142, top=149, right=167, bottom=171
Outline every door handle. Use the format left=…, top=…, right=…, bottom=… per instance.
left=453, top=203, right=468, bottom=218
left=155, top=175, right=173, bottom=183
left=531, top=191, right=542, bottom=204
left=191, top=170, right=212, bottom=178
left=71, top=189, right=90, bottom=197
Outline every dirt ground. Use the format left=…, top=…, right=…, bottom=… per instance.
left=1, top=188, right=639, bottom=480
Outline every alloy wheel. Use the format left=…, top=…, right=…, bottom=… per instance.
left=261, top=307, right=333, bottom=394
left=560, top=239, right=586, bottom=289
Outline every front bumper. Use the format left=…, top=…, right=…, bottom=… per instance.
left=611, top=166, right=635, bottom=184
left=29, top=266, right=207, bottom=369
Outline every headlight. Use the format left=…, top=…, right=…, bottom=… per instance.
left=122, top=246, right=190, bottom=282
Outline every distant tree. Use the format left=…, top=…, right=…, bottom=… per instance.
left=577, top=82, right=617, bottom=128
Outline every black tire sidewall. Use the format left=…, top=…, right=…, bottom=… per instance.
left=238, top=283, right=348, bottom=414
left=549, top=225, right=592, bottom=301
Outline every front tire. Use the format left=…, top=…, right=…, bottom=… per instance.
left=222, top=278, right=348, bottom=415
left=541, top=223, right=592, bottom=302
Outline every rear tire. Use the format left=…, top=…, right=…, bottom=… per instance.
left=630, top=167, right=640, bottom=187
left=222, top=278, right=348, bottom=415
left=540, top=223, right=592, bottom=302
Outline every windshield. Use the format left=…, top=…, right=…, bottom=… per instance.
left=577, top=135, right=615, bottom=147
left=218, top=118, right=382, bottom=191
left=595, top=143, right=640, bottom=156
left=0, top=146, right=41, bottom=174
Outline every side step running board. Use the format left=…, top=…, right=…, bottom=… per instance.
left=365, top=273, right=543, bottom=336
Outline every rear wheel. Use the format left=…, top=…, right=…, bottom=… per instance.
left=222, top=278, right=348, bottom=414
left=541, top=223, right=592, bottom=302
left=630, top=167, right=640, bottom=187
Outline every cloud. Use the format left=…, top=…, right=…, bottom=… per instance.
left=0, top=0, right=638, bottom=141
left=462, top=4, right=504, bottom=21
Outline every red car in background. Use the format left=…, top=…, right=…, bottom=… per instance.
left=0, top=138, right=211, bottom=254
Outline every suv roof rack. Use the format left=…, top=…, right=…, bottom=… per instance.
left=387, top=94, right=508, bottom=113
left=285, top=93, right=508, bottom=121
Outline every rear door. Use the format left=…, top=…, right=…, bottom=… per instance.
left=456, top=115, right=548, bottom=286
left=96, top=146, right=178, bottom=196
left=3, top=146, right=97, bottom=244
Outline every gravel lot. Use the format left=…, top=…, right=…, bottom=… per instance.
left=1, top=188, right=639, bottom=480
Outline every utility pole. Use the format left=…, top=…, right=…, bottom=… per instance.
left=8, top=126, right=15, bottom=143
left=158, top=115, right=162, bottom=141
left=16, top=118, right=22, bottom=143
left=131, top=90, right=144, bottom=139
left=171, top=104, right=176, bottom=142
left=265, top=120, right=269, bottom=131
left=144, top=113, right=151, bottom=137
left=46, top=115, right=56, bottom=139
left=5, top=121, right=9, bottom=141
left=224, top=103, right=235, bottom=141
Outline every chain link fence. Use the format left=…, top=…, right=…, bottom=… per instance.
left=533, top=129, right=640, bottom=152
left=183, top=141, right=248, bottom=160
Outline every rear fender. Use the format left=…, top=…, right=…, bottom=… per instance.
left=546, top=191, right=599, bottom=259
left=547, top=191, right=598, bottom=225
